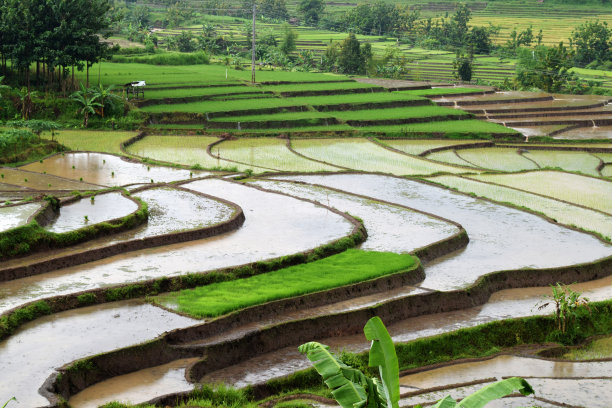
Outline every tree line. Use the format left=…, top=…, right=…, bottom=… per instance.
left=0, top=0, right=114, bottom=92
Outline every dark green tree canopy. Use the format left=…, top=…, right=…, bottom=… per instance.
left=298, top=0, right=324, bottom=26
left=571, top=20, right=610, bottom=67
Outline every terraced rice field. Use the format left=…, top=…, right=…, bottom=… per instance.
left=4, top=69, right=612, bottom=408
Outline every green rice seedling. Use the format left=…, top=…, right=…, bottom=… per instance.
left=523, top=151, right=602, bottom=177
left=291, top=138, right=472, bottom=175
left=470, top=170, right=612, bottom=214
left=382, top=139, right=486, bottom=155
left=215, top=138, right=339, bottom=172
left=426, top=151, right=482, bottom=168
left=358, top=120, right=517, bottom=135
left=455, top=148, right=538, bottom=172
left=155, top=250, right=416, bottom=318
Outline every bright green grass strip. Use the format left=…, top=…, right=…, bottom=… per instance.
left=358, top=120, right=518, bottom=134
left=396, top=88, right=487, bottom=96
left=209, top=111, right=331, bottom=122
left=383, top=139, right=486, bottom=155
left=257, top=81, right=377, bottom=93
left=156, top=249, right=417, bottom=318
left=470, top=170, right=612, bottom=215
left=333, top=106, right=469, bottom=121
left=455, top=148, right=539, bottom=172
left=291, top=138, right=473, bottom=175
left=523, top=150, right=602, bottom=177
left=430, top=175, right=612, bottom=241
left=144, top=86, right=258, bottom=99
left=141, top=92, right=428, bottom=114
left=223, top=124, right=354, bottom=133
left=148, top=124, right=205, bottom=129
left=41, top=130, right=137, bottom=155
left=215, top=137, right=339, bottom=172
left=562, top=335, right=612, bottom=360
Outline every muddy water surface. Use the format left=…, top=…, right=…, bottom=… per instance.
left=276, top=174, right=612, bottom=290
left=0, top=180, right=353, bottom=312
left=0, top=167, right=101, bottom=190
left=557, top=125, right=612, bottom=140
left=251, top=179, right=459, bottom=253
left=0, top=300, right=197, bottom=407
left=0, top=187, right=236, bottom=270
left=45, top=192, right=138, bottom=233
left=69, top=358, right=199, bottom=408
left=22, top=152, right=203, bottom=186
left=199, top=272, right=612, bottom=389
left=0, top=203, right=41, bottom=231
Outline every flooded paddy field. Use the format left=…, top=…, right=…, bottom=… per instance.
left=277, top=174, right=612, bottom=290
left=22, top=152, right=202, bottom=186
left=0, top=179, right=354, bottom=313
left=0, top=203, right=41, bottom=232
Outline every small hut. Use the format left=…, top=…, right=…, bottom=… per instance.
left=123, top=81, right=146, bottom=99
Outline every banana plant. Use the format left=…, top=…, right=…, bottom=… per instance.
left=300, top=317, right=534, bottom=408
left=430, top=377, right=534, bottom=408
left=299, top=316, right=399, bottom=408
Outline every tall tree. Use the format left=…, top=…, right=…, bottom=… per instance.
left=337, top=33, right=366, bottom=75
left=571, top=20, right=610, bottom=66
left=298, top=0, right=324, bottom=26
left=516, top=43, right=576, bottom=93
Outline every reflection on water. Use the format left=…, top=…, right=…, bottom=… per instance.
left=45, top=192, right=137, bottom=233
left=22, top=152, right=204, bottom=186
left=277, top=174, right=612, bottom=290
left=69, top=358, right=198, bottom=408
left=0, top=179, right=353, bottom=312
left=0, top=300, right=197, bottom=407
left=251, top=179, right=458, bottom=254
left=0, top=203, right=40, bottom=232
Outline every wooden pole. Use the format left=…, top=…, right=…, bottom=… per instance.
left=251, top=2, right=256, bottom=84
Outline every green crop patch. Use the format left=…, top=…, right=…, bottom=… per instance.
left=359, top=120, right=518, bottom=135
left=332, top=106, right=470, bottom=122
left=396, top=87, right=488, bottom=96
left=154, top=249, right=417, bottom=318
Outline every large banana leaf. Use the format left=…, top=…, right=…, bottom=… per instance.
left=299, top=341, right=371, bottom=408
left=431, top=377, right=534, bottom=408
left=363, top=317, right=400, bottom=408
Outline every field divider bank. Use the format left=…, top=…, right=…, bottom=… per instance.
left=0, top=184, right=244, bottom=281
left=49, top=243, right=612, bottom=407
left=0, top=190, right=147, bottom=264
left=0, top=181, right=367, bottom=342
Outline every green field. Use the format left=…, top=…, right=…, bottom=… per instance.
left=455, top=148, right=539, bottom=172
left=154, top=249, right=417, bottom=318
left=41, top=130, right=137, bottom=155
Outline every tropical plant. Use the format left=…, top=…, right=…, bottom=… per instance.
left=537, top=283, right=592, bottom=334
left=300, top=317, right=534, bottom=408
left=70, top=84, right=102, bottom=128
left=88, top=84, right=120, bottom=118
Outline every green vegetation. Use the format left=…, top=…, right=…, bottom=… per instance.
left=360, top=120, right=518, bottom=135
left=562, top=335, right=612, bottom=360
left=154, top=250, right=416, bottom=318
left=0, top=194, right=147, bottom=260
left=454, top=148, right=539, bottom=172
left=536, top=283, right=592, bottom=341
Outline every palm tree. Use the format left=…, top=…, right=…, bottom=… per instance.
left=70, top=84, right=101, bottom=128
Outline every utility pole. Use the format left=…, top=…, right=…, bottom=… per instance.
left=251, top=2, right=256, bottom=84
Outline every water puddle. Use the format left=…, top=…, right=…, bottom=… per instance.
left=0, top=187, right=236, bottom=271
left=273, top=174, right=612, bottom=290
left=69, top=358, right=198, bottom=408
left=556, top=125, right=612, bottom=140
left=21, top=152, right=203, bottom=186
left=399, top=355, right=612, bottom=389
left=250, top=179, right=459, bottom=253
left=45, top=192, right=138, bottom=233
left=0, top=180, right=353, bottom=312
left=0, top=167, right=101, bottom=190
left=0, top=203, right=41, bottom=232
left=0, top=300, right=197, bottom=407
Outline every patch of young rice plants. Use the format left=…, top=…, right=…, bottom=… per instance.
left=397, top=88, right=488, bottom=96
left=562, top=335, right=612, bottom=360
left=208, top=111, right=330, bottom=123
left=455, top=148, right=539, bottom=172
left=214, top=138, right=340, bottom=172
left=291, top=138, right=472, bottom=175
left=148, top=124, right=206, bottom=130
left=259, top=81, right=379, bottom=93
left=523, top=150, right=602, bottom=177
left=356, top=120, right=518, bottom=135
left=225, top=124, right=355, bottom=133
left=470, top=171, right=612, bottom=215
left=426, top=150, right=482, bottom=168
left=604, top=165, right=612, bottom=178
left=41, top=130, right=137, bottom=155
left=594, top=153, right=612, bottom=163
left=430, top=175, right=612, bottom=241
left=126, top=135, right=265, bottom=172
left=140, top=96, right=302, bottom=113
left=154, top=249, right=416, bottom=318
left=332, top=106, right=469, bottom=121
left=382, top=139, right=487, bottom=155
left=143, top=86, right=259, bottom=100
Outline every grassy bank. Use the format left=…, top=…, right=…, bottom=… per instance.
left=154, top=249, right=417, bottom=318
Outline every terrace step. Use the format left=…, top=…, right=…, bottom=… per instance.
left=477, top=110, right=612, bottom=120
left=347, top=113, right=471, bottom=127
